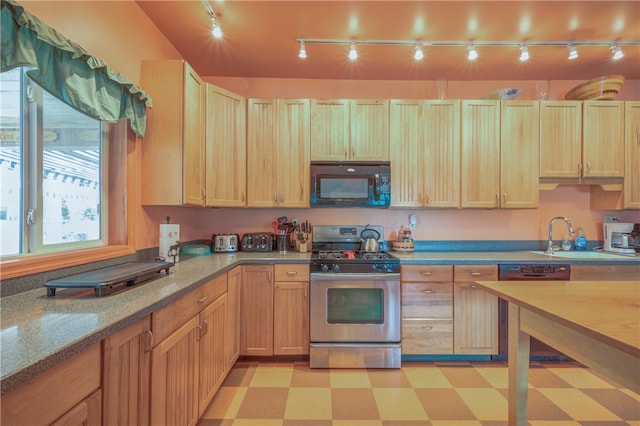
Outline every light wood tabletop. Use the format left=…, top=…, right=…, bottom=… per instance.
left=474, top=280, right=640, bottom=426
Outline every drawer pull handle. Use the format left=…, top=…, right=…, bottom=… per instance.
left=422, top=272, right=432, bottom=276
left=202, top=320, right=209, bottom=336
left=422, top=289, right=433, bottom=293
left=422, top=325, right=433, bottom=331
left=197, top=296, right=208, bottom=304
left=286, top=271, right=298, bottom=276
left=470, top=272, right=482, bottom=276
left=144, top=330, right=154, bottom=352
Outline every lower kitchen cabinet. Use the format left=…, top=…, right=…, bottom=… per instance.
left=1, top=343, right=101, bottom=426
left=453, top=265, right=499, bottom=355
left=241, top=264, right=310, bottom=356
left=571, top=264, right=640, bottom=281
left=102, top=316, right=152, bottom=426
left=226, top=266, right=242, bottom=366
left=198, top=293, right=228, bottom=417
left=401, top=265, right=454, bottom=354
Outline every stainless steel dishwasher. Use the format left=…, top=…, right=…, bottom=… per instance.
left=494, top=264, right=571, bottom=361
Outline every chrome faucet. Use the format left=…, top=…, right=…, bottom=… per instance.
left=546, top=217, right=576, bottom=254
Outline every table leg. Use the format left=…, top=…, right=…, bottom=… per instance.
left=508, top=302, right=530, bottom=426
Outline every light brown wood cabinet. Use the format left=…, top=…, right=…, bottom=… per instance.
left=274, top=264, right=310, bottom=355
left=1, top=343, right=101, bottom=426
left=453, top=265, right=499, bottom=355
left=226, top=266, right=242, bottom=367
left=539, top=100, right=583, bottom=179
left=582, top=101, right=625, bottom=177
left=401, top=265, right=454, bottom=354
left=246, top=98, right=310, bottom=207
left=205, top=84, right=247, bottom=207
left=461, top=100, right=539, bottom=209
left=150, top=274, right=228, bottom=426
left=390, top=100, right=461, bottom=208
left=240, top=264, right=274, bottom=355
left=311, top=99, right=389, bottom=161
left=102, top=316, right=151, bottom=426
left=571, top=264, right=640, bottom=281
left=141, top=59, right=206, bottom=206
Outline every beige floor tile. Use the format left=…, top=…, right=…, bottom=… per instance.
left=367, top=369, right=412, bottom=388
left=413, top=388, right=476, bottom=421
left=537, top=388, right=622, bottom=421
left=290, top=365, right=331, bottom=387
left=402, top=366, right=452, bottom=388
left=474, top=366, right=508, bottom=388
left=250, top=365, right=294, bottom=387
left=330, top=370, right=372, bottom=388
left=231, top=420, right=283, bottom=426
left=527, top=421, right=581, bottom=426
left=202, top=387, right=248, bottom=420
left=284, top=388, right=332, bottom=420
left=332, top=421, right=383, bottom=426
left=439, top=366, right=492, bottom=388
left=455, top=388, right=508, bottom=421
left=429, top=421, right=482, bottom=426
left=372, top=388, right=428, bottom=421
left=546, top=367, right=615, bottom=389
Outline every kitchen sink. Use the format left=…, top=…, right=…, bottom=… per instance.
left=530, top=250, right=636, bottom=259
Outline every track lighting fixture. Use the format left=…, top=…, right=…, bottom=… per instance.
left=414, top=44, right=424, bottom=61
left=467, top=43, right=478, bottom=61
left=294, top=38, right=638, bottom=63
left=348, top=42, right=358, bottom=60
left=298, top=41, right=307, bottom=59
left=203, top=0, right=222, bottom=39
left=519, top=44, right=529, bottom=61
left=610, top=42, right=624, bottom=60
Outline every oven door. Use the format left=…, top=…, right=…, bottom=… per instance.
left=310, top=272, right=400, bottom=343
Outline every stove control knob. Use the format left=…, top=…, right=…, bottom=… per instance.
left=332, top=264, right=341, bottom=273
left=371, top=264, right=382, bottom=272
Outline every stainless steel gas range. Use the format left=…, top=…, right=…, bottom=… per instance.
left=309, top=225, right=401, bottom=369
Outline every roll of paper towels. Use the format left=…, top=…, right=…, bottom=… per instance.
left=159, top=223, right=180, bottom=262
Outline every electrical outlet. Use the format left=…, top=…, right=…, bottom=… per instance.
left=408, top=214, right=417, bottom=230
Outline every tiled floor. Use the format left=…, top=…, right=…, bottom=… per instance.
left=199, top=359, right=640, bottom=426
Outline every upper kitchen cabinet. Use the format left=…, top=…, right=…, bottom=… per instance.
left=461, top=100, right=539, bottom=209
left=540, top=100, right=624, bottom=180
left=247, top=98, right=310, bottom=208
left=311, top=99, right=389, bottom=161
left=141, top=60, right=206, bottom=206
left=205, top=85, right=247, bottom=207
left=390, top=100, right=460, bottom=208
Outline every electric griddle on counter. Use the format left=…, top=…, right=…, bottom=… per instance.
left=44, top=261, right=173, bottom=297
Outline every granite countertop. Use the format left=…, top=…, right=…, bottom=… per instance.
left=1, top=250, right=638, bottom=394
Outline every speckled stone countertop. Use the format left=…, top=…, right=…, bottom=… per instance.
left=1, top=250, right=638, bottom=394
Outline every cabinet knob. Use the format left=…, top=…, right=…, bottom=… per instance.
left=422, top=325, right=433, bottom=331
left=585, top=161, right=591, bottom=174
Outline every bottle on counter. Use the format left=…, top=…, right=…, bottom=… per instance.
left=561, top=235, right=572, bottom=251
left=574, top=227, right=587, bottom=251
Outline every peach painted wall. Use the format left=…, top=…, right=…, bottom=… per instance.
left=18, top=2, right=640, bottom=251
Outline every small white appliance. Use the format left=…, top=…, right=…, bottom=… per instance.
left=603, top=223, right=636, bottom=255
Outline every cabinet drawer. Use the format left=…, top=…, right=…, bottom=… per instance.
left=454, top=265, right=497, bottom=282
left=401, top=282, right=452, bottom=318
left=1, top=343, right=101, bottom=426
left=401, top=265, right=453, bottom=282
left=274, top=264, right=309, bottom=282
left=402, top=319, right=453, bottom=354
left=152, top=273, right=227, bottom=342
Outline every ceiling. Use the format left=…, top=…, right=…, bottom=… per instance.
left=135, top=1, right=640, bottom=81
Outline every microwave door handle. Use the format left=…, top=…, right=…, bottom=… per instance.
left=373, top=173, right=380, bottom=200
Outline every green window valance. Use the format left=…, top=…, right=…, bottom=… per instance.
left=0, top=0, right=152, bottom=138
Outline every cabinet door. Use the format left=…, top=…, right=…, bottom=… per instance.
left=226, top=266, right=242, bottom=367
left=583, top=101, right=624, bottom=177
left=247, top=99, right=278, bottom=207
left=50, top=390, right=102, bottom=426
left=182, top=63, right=206, bottom=206
left=205, top=85, right=247, bottom=207
left=350, top=99, right=390, bottom=160
left=461, top=100, right=501, bottom=208
left=624, top=102, right=640, bottom=208
left=274, top=281, right=310, bottom=355
left=310, top=99, right=350, bottom=160
left=390, top=100, right=423, bottom=207
left=150, top=316, right=200, bottom=426
left=278, top=99, right=310, bottom=207
left=199, top=294, right=227, bottom=417
left=539, top=101, right=582, bottom=178
left=500, top=101, right=539, bottom=208
left=103, top=316, right=151, bottom=426
left=240, top=265, right=274, bottom=355
left=424, top=100, right=461, bottom=208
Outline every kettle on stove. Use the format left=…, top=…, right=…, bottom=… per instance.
left=360, top=227, right=381, bottom=253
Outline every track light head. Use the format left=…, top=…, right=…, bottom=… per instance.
left=610, top=42, right=624, bottom=60
left=519, top=44, right=529, bottom=62
left=567, top=43, right=578, bottom=60
left=467, top=43, right=478, bottom=61
left=211, top=16, right=222, bottom=39
left=414, top=44, right=424, bottom=61
left=348, top=42, right=358, bottom=60
left=298, top=41, right=307, bottom=59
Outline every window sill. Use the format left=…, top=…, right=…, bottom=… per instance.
left=0, top=245, right=135, bottom=280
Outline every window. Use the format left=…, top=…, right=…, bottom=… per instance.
left=0, top=68, right=107, bottom=257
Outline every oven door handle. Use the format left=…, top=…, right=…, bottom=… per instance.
left=310, top=272, right=400, bottom=281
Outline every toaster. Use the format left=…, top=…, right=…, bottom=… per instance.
left=212, top=234, right=239, bottom=253
left=241, top=233, right=275, bottom=252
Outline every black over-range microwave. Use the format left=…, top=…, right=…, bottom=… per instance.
left=310, top=161, right=391, bottom=208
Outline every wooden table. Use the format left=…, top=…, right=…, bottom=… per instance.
left=474, top=280, right=640, bottom=426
